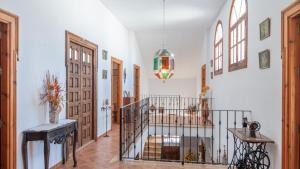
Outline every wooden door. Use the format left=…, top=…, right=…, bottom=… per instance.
left=67, top=42, right=94, bottom=147
left=293, top=16, right=300, bottom=169
left=134, top=65, right=140, bottom=102
left=111, top=57, right=123, bottom=124
left=0, top=22, right=6, bottom=169
left=81, top=46, right=93, bottom=145
left=0, top=9, right=18, bottom=169
left=282, top=3, right=300, bottom=168
left=201, top=64, right=206, bottom=93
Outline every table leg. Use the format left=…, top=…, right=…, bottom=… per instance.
left=44, top=139, right=50, bottom=169
left=22, top=136, right=28, bottom=169
left=73, top=129, right=78, bottom=167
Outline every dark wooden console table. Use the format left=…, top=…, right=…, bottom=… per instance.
left=22, top=119, right=78, bottom=169
left=228, top=128, right=274, bottom=169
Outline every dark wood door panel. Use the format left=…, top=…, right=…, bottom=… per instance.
left=67, top=42, right=94, bottom=147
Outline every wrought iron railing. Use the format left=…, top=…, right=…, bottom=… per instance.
left=120, top=96, right=252, bottom=166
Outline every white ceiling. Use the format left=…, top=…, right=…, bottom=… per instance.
left=101, top=0, right=226, bottom=79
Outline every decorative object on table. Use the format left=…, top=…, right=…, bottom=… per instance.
left=153, top=0, right=175, bottom=80
left=188, top=105, right=196, bottom=116
left=210, top=72, right=213, bottom=79
left=102, top=69, right=108, bottom=79
left=201, top=98, right=212, bottom=126
left=102, top=50, right=108, bottom=60
left=185, top=149, right=196, bottom=162
left=159, top=107, right=164, bottom=114
left=199, top=139, right=206, bottom=163
left=260, top=18, right=271, bottom=40
left=222, top=145, right=228, bottom=165
left=40, top=71, right=64, bottom=124
left=259, top=49, right=270, bottom=69
left=150, top=105, right=157, bottom=112
left=249, top=121, right=261, bottom=138
left=123, top=68, right=127, bottom=83
left=242, top=117, right=248, bottom=128
left=101, top=99, right=111, bottom=137
left=241, top=117, right=261, bottom=138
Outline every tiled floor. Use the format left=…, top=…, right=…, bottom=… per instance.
left=55, top=125, right=226, bottom=169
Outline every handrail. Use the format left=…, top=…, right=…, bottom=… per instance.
left=120, top=96, right=252, bottom=166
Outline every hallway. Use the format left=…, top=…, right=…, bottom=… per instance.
left=55, top=126, right=226, bottom=169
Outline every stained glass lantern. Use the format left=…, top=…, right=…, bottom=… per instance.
left=153, top=49, right=175, bottom=79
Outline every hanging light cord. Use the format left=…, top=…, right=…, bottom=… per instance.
left=162, top=0, right=166, bottom=49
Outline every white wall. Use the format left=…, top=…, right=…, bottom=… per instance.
left=0, top=0, right=147, bottom=168
left=200, top=0, right=294, bottom=168
left=148, top=78, right=197, bottom=97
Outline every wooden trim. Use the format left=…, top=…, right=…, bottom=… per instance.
left=214, top=20, right=223, bottom=76
left=282, top=2, right=300, bottom=169
left=201, top=64, right=206, bottom=93
left=228, top=0, right=248, bottom=72
left=133, top=64, right=141, bottom=102
left=111, top=57, right=123, bottom=124
left=0, top=8, right=18, bottom=169
left=65, top=31, right=98, bottom=142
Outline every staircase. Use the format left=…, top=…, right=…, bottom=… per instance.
left=143, top=135, right=162, bottom=160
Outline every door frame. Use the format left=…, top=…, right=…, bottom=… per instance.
left=133, top=64, right=140, bottom=102
left=0, top=9, right=18, bottom=169
left=65, top=31, right=98, bottom=142
left=201, top=64, right=206, bottom=93
left=111, top=57, right=123, bottom=124
left=282, top=2, right=300, bottom=169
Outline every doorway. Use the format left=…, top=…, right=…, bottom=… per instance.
left=201, top=64, right=206, bottom=93
left=282, top=2, right=300, bottom=169
left=65, top=31, right=98, bottom=148
left=111, top=57, right=123, bottom=125
left=133, top=64, right=140, bottom=102
left=0, top=9, right=18, bottom=169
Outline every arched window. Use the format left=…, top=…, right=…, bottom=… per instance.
left=214, top=21, right=223, bottom=75
left=229, top=0, right=248, bottom=71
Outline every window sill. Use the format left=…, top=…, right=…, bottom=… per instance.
left=214, top=69, right=223, bottom=76
left=229, top=60, right=247, bottom=72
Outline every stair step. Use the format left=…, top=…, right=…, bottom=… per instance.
left=144, top=143, right=162, bottom=148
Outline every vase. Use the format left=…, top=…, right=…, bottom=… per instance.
left=49, top=103, right=61, bottom=124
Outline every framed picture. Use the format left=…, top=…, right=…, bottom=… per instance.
left=259, top=49, right=270, bottom=69
left=102, top=50, right=108, bottom=60
left=102, top=69, right=108, bottom=79
left=210, top=60, right=213, bottom=68
left=260, top=18, right=271, bottom=40
left=211, top=72, right=213, bottom=79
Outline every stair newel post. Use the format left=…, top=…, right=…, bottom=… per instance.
left=140, top=100, right=143, bottom=160
left=120, top=107, right=123, bottom=161
left=211, top=110, right=214, bottom=164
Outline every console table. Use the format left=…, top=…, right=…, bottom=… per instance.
left=228, top=128, right=274, bottom=169
left=22, top=119, right=78, bottom=169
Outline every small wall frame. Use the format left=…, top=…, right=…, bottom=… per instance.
left=260, top=18, right=271, bottom=40
left=259, top=49, right=270, bottom=69
left=102, top=50, right=108, bottom=60
left=102, top=69, right=108, bottom=79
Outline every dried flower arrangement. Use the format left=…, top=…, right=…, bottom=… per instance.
left=40, top=71, right=64, bottom=123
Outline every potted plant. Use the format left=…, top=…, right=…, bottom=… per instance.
left=40, top=71, right=64, bottom=124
